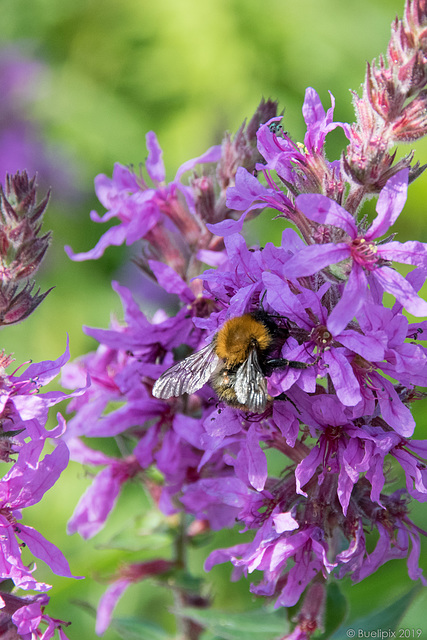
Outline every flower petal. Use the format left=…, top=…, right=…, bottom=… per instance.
left=366, top=169, right=409, bottom=240
left=372, top=266, right=427, bottom=317
left=148, top=261, right=195, bottom=303
left=18, top=524, right=82, bottom=578
left=67, top=466, right=122, bottom=539
left=327, top=264, right=368, bottom=335
left=324, top=349, right=362, bottom=406
left=378, top=240, right=427, bottom=268
left=295, top=194, right=357, bottom=238
left=145, top=131, right=165, bottom=183
left=282, top=243, right=349, bottom=278
left=65, top=224, right=128, bottom=262
left=96, top=579, right=130, bottom=636
left=174, top=144, right=222, bottom=182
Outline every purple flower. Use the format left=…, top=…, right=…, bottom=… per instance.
left=263, top=272, right=387, bottom=407
left=0, top=439, right=81, bottom=588
left=206, top=511, right=334, bottom=608
left=181, top=476, right=264, bottom=530
left=11, top=593, right=71, bottom=640
left=337, top=491, right=427, bottom=586
left=66, top=438, right=141, bottom=539
left=65, top=132, right=221, bottom=263
left=216, top=88, right=348, bottom=236
left=283, top=169, right=427, bottom=334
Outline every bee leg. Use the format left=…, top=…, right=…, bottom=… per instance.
left=264, top=355, right=320, bottom=375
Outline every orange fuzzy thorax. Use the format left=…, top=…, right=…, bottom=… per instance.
left=214, top=313, right=273, bottom=367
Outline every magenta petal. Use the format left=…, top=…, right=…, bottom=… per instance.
left=204, top=543, right=249, bottom=572
left=407, top=530, right=427, bottom=584
left=276, top=558, right=321, bottom=607
left=65, top=224, right=128, bottom=262
left=17, top=524, right=82, bottom=578
left=67, top=466, right=121, bottom=539
left=6, top=441, right=70, bottom=507
left=226, top=167, right=271, bottom=211
left=282, top=243, right=349, bottom=278
left=263, top=272, right=311, bottom=327
left=148, top=261, right=195, bottom=303
left=145, top=131, right=165, bottom=183
left=302, top=87, right=327, bottom=128
left=175, top=144, right=222, bottom=181
left=272, top=512, right=299, bottom=533
left=295, top=446, right=323, bottom=496
left=338, top=329, right=386, bottom=361
left=245, top=425, right=268, bottom=491
left=324, top=349, right=361, bottom=406
left=327, top=264, right=368, bottom=335
left=378, top=240, right=427, bottom=268
left=96, top=579, right=130, bottom=636
left=206, top=211, right=250, bottom=237
left=66, top=438, right=112, bottom=466
left=372, top=266, right=427, bottom=316
left=12, top=601, right=43, bottom=635
left=366, top=169, right=409, bottom=240
left=378, top=377, right=415, bottom=436
left=295, top=194, right=357, bottom=238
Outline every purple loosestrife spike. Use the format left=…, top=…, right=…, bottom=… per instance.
left=61, top=2, right=427, bottom=635
left=343, top=0, right=427, bottom=210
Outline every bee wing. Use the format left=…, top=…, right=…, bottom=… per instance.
left=234, top=348, right=268, bottom=413
left=152, top=342, right=219, bottom=399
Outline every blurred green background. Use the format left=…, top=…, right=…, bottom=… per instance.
left=1, top=0, right=427, bottom=638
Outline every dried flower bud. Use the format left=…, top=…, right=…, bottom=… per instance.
left=344, top=0, right=427, bottom=199
left=0, top=171, right=52, bottom=324
left=216, top=98, right=278, bottom=193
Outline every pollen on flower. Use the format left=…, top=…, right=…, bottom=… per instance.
left=310, top=325, right=333, bottom=348
left=350, top=237, right=378, bottom=268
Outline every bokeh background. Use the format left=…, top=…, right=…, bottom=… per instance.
left=1, top=0, right=427, bottom=638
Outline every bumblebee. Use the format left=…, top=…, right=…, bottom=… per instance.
left=152, top=311, right=316, bottom=413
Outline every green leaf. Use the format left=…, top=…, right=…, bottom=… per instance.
left=169, top=569, right=206, bottom=594
left=112, top=616, right=173, bottom=640
left=173, top=606, right=289, bottom=640
left=330, top=587, right=422, bottom=640
left=201, top=633, right=228, bottom=640
left=318, top=582, right=349, bottom=640
left=99, top=510, right=173, bottom=551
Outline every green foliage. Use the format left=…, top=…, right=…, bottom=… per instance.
left=112, top=617, right=174, bottom=640
left=173, top=606, right=289, bottom=640
left=330, top=587, right=422, bottom=640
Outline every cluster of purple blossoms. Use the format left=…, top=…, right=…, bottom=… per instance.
left=64, top=0, right=427, bottom=637
left=0, top=173, right=84, bottom=639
